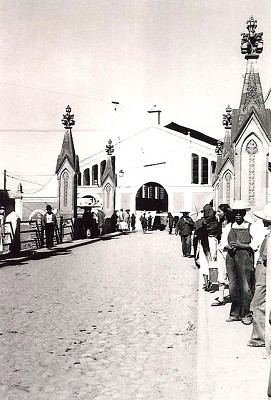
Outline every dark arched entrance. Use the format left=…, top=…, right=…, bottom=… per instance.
left=136, top=182, right=168, bottom=211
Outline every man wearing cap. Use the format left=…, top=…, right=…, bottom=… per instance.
left=225, top=200, right=258, bottom=325
left=247, top=203, right=271, bottom=347
left=42, top=205, right=57, bottom=250
left=175, top=211, right=194, bottom=257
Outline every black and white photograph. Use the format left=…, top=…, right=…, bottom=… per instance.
left=1, top=1, right=271, bottom=399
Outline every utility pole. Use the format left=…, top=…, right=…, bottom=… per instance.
left=3, top=170, right=6, bottom=191
left=147, top=107, right=162, bottom=125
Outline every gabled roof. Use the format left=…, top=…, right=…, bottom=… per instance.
left=231, top=107, right=271, bottom=143
left=165, top=122, right=218, bottom=146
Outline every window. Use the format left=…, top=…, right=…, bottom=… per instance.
left=201, top=157, right=208, bottom=184
left=83, top=168, right=90, bottom=186
left=100, top=160, right=106, bottom=180
left=191, top=154, right=199, bottom=184
left=92, top=164, right=98, bottom=185
left=211, top=161, right=216, bottom=174
left=77, top=172, right=82, bottom=186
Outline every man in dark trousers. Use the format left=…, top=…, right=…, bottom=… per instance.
left=42, top=205, right=57, bottom=250
left=175, top=211, right=195, bottom=257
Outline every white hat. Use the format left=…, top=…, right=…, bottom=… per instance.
left=254, top=203, right=271, bottom=221
left=230, top=200, right=250, bottom=211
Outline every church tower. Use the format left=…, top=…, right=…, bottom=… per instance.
left=101, top=139, right=116, bottom=219
left=213, top=16, right=271, bottom=212
left=55, top=105, right=79, bottom=219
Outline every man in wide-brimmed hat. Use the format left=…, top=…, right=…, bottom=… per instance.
left=175, top=210, right=194, bottom=257
left=225, top=199, right=256, bottom=324
left=247, top=203, right=271, bottom=347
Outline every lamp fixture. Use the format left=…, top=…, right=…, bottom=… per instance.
left=119, top=169, right=124, bottom=177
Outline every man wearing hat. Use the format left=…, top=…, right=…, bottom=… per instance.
left=175, top=211, right=194, bottom=257
left=247, top=203, right=271, bottom=347
left=225, top=200, right=258, bottom=325
left=42, top=205, right=57, bottom=250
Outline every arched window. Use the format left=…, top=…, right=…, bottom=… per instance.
left=191, top=153, right=199, bottom=184
left=100, top=160, right=106, bottom=180
left=201, top=157, right=208, bottom=184
left=83, top=168, right=90, bottom=186
left=77, top=172, right=82, bottom=186
left=211, top=161, right=216, bottom=174
left=92, top=164, right=98, bottom=185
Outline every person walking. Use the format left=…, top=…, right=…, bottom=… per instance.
left=139, top=212, right=147, bottom=233
left=82, top=207, right=93, bottom=238
left=247, top=203, right=271, bottom=346
left=131, top=213, right=136, bottom=231
left=175, top=211, right=194, bottom=257
left=194, top=204, right=218, bottom=291
left=211, top=204, right=234, bottom=306
left=42, top=205, right=57, bottom=250
left=225, top=200, right=258, bottom=325
left=147, top=213, right=153, bottom=231
left=167, top=212, right=174, bottom=234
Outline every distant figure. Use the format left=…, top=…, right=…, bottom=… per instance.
left=42, top=205, right=57, bottom=250
left=111, top=211, right=118, bottom=232
left=147, top=213, right=153, bottom=231
left=175, top=211, right=195, bottom=257
left=125, top=210, right=131, bottom=231
left=139, top=213, right=148, bottom=233
left=173, top=215, right=179, bottom=234
left=131, top=213, right=136, bottom=231
left=117, top=208, right=125, bottom=231
left=82, top=207, right=93, bottom=238
left=97, top=208, right=106, bottom=235
left=167, top=212, right=174, bottom=234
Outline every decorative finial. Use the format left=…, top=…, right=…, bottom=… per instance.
left=61, top=105, right=75, bottom=129
left=215, top=140, right=224, bottom=156
left=222, top=105, right=232, bottom=129
left=105, top=139, right=114, bottom=155
left=241, top=16, right=263, bottom=58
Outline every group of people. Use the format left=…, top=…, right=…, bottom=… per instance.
left=111, top=209, right=136, bottom=233
left=182, top=200, right=271, bottom=350
left=82, top=207, right=106, bottom=238
left=172, top=201, right=271, bottom=346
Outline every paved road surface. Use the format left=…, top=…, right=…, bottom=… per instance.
left=0, top=230, right=198, bottom=400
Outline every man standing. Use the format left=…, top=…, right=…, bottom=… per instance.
left=247, top=203, right=271, bottom=346
left=42, top=205, right=57, bottom=250
left=167, top=212, right=174, bottom=234
left=175, top=211, right=194, bottom=257
left=225, top=200, right=258, bottom=325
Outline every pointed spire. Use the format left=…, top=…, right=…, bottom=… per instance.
left=235, top=17, right=267, bottom=136
left=55, top=105, right=77, bottom=173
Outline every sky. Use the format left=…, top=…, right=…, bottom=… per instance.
left=1, top=0, right=271, bottom=195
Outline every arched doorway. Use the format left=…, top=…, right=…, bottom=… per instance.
left=136, top=182, right=168, bottom=211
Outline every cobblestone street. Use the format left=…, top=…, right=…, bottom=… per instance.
left=0, top=230, right=198, bottom=400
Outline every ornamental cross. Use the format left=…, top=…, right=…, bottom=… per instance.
left=241, top=16, right=263, bottom=58
left=61, top=105, right=75, bottom=129
left=215, top=140, right=224, bottom=156
left=105, top=139, right=114, bottom=155
left=222, top=105, right=232, bottom=129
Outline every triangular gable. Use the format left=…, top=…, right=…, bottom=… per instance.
left=232, top=108, right=271, bottom=144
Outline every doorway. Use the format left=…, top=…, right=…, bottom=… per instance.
left=135, top=182, right=168, bottom=211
